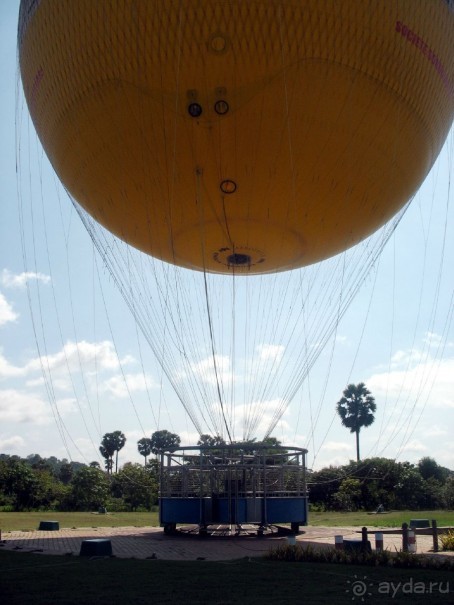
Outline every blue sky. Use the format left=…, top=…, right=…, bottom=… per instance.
left=1, top=1, right=453, bottom=471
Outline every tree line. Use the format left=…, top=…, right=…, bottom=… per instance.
left=309, top=456, right=454, bottom=512
left=0, top=429, right=291, bottom=512
left=0, top=429, right=186, bottom=513
left=1, top=451, right=452, bottom=513
left=1, top=441, right=452, bottom=514
left=0, top=452, right=159, bottom=513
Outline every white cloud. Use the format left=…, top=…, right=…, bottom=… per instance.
left=283, top=432, right=308, bottom=449
left=389, top=348, right=426, bottom=368
left=117, top=429, right=160, bottom=465
left=256, top=344, right=285, bottom=363
left=423, top=425, right=448, bottom=438
left=178, top=346, right=289, bottom=391
left=0, top=292, right=18, bottom=326
left=367, top=354, right=454, bottom=410
left=225, top=398, right=290, bottom=440
left=178, top=430, right=200, bottom=446
left=100, top=372, right=157, bottom=398
left=69, top=437, right=102, bottom=465
left=319, top=454, right=353, bottom=468
left=181, top=354, right=233, bottom=387
left=0, top=388, right=75, bottom=425
left=431, top=441, right=454, bottom=468
left=398, top=439, right=428, bottom=454
left=27, top=340, right=134, bottom=375
left=321, top=441, right=353, bottom=453
left=1, top=269, right=51, bottom=289
left=0, top=434, right=25, bottom=451
left=421, top=331, right=451, bottom=349
left=0, top=340, right=134, bottom=386
left=0, top=352, right=26, bottom=378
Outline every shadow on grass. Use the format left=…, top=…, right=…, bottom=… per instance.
left=0, top=550, right=452, bottom=605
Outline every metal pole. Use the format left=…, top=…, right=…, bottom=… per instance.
left=432, top=519, right=438, bottom=553
left=263, top=452, right=268, bottom=526
left=199, top=448, right=204, bottom=528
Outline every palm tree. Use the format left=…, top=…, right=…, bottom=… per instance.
left=111, top=431, right=126, bottom=473
left=197, top=434, right=225, bottom=447
left=336, top=383, right=376, bottom=462
left=100, top=431, right=126, bottom=473
left=150, top=430, right=181, bottom=456
left=137, top=437, right=152, bottom=466
left=99, top=441, right=115, bottom=475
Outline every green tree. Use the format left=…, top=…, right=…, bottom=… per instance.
left=242, top=437, right=288, bottom=464
left=443, top=476, right=454, bottom=509
left=197, top=434, right=226, bottom=447
left=197, top=434, right=226, bottom=458
left=336, top=383, right=376, bottom=462
left=100, top=431, right=126, bottom=473
left=333, top=478, right=362, bottom=511
left=256, top=436, right=287, bottom=462
left=393, top=462, right=425, bottom=509
left=146, top=458, right=160, bottom=484
left=70, top=466, right=109, bottom=511
left=137, top=437, right=152, bottom=466
left=26, top=454, right=46, bottom=469
left=59, top=462, right=73, bottom=485
left=99, top=445, right=114, bottom=474
left=418, top=456, right=450, bottom=483
left=342, top=457, right=397, bottom=510
left=0, top=459, right=37, bottom=510
left=420, top=476, right=444, bottom=509
left=32, top=468, right=63, bottom=509
left=308, top=466, right=344, bottom=509
left=111, top=463, right=157, bottom=511
left=150, top=430, right=181, bottom=455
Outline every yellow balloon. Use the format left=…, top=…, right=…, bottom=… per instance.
left=18, top=0, right=454, bottom=273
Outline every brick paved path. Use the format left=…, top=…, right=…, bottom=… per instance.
left=1, top=525, right=452, bottom=561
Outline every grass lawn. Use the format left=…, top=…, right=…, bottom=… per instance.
left=0, top=510, right=452, bottom=532
left=0, top=511, right=159, bottom=531
left=0, top=550, right=452, bottom=604
left=1, top=510, right=452, bottom=603
left=308, top=510, right=454, bottom=528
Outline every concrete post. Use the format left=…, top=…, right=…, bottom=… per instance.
left=408, top=529, right=416, bottom=553
left=402, top=522, right=408, bottom=552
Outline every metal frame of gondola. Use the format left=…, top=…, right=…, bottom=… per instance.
left=158, top=443, right=309, bottom=536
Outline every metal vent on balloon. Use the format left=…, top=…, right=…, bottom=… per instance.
left=214, top=100, right=229, bottom=115
left=213, top=246, right=265, bottom=270
left=188, top=102, right=202, bottom=117
left=220, top=179, right=237, bottom=194
left=227, top=253, right=251, bottom=266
